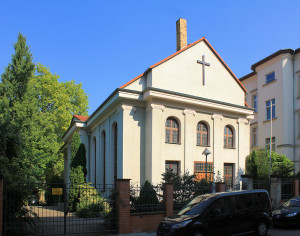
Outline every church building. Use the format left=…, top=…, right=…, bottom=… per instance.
left=62, top=19, right=254, bottom=187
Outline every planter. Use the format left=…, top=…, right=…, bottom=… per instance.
left=215, top=182, right=225, bottom=192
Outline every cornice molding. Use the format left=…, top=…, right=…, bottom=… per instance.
left=146, top=104, right=165, bottom=112
left=183, top=109, right=196, bottom=116
left=212, top=114, right=223, bottom=120
left=237, top=118, right=249, bottom=125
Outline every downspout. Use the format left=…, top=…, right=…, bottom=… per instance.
left=212, top=117, right=215, bottom=192
left=293, top=51, right=296, bottom=168
left=237, top=120, right=240, bottom=189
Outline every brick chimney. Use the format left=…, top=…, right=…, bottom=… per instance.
left=176, top=18, right=187, bottom=51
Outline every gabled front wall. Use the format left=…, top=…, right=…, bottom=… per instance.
left=149, top=41, right=245, bottom=106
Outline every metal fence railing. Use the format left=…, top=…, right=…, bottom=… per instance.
left=281, top=179, right=293, bottom=200
left=253, top=179, right=271, bottom=192
left=130, top=184, right=164, bottom=213
left=3, top=182, right=116, bottom=236
left=173, top=184, right=212, bottom=211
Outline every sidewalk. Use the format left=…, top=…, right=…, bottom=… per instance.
left=113, top=232, right=156, bottom=236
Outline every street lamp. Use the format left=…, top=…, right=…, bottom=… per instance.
left=202, top=148, right=211, bottom=182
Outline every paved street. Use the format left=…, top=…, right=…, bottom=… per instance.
left=117, top=227, right=300, bottom=236
left=268, top=227, right=300, bottom=236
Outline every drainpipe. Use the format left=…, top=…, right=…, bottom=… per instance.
left=293, top=51, right=296, bottom=169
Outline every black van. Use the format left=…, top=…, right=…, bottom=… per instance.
left=157, top=190, right=272, bottom=236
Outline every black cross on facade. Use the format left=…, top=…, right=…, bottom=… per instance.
left=197, top=55, right=210, bottom=85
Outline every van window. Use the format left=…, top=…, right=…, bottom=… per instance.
left=254, top=193, right=269, bottom=209
left=207, top=197, right=233, bottom=216
left=235, top=194, right=253, bottom=210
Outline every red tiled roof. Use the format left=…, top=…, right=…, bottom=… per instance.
left=73, top=114, right=89, bottom=122
left=120, top=37, right=247, bottom=93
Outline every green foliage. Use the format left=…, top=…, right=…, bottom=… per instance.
left=75, top=183, right=111, bottom=218
left=246, top=149, right=295, bottom=179
left=71, top=133, right=87, bottom=178
left=20, top=63, right=89, bottom=182
left=68, top=132, right=88, bottom=211
left=137, top=181, right=159, bottom=205
left=0, top=33, right=36, bottom=234
left=69, top=166, right=85, bottom=211
left=161, top=170, right=211, bottom=210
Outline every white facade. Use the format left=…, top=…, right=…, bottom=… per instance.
left=241, top=48, right=300, bottom=173
left=62, top=37, right=254, bottom=186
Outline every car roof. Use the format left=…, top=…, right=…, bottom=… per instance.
left=201, top=190, right=269, bottom=199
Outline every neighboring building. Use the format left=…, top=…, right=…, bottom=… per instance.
left=62, top=19, right=254, bottom=187
left=240, top=48, right=300, bottom=173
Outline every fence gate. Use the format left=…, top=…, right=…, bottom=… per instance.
left=3, top=183, right=116, bottom=236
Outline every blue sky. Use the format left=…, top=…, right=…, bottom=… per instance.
left=1, top=0, right=299, bottom=114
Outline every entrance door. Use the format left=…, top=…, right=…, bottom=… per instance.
left=224, top=163, right=234, bottom=188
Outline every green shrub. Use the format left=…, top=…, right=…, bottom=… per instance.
left=137, top=181, right=159, bottom=205
left=68, top=166, right=85, bottom=211
left=75, top=183, right=111, bottom=218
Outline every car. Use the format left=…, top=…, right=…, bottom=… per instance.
left=157, top=190, right=272, bottom=236
left=272, top=196, right=300, bottom=227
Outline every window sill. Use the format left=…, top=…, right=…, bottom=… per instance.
left=263, top=79, right=277, bottom=87
left=263, top=117, right=278, bottom=123
left=223, top=147, right=236, bottom=149
left=196, top=145, right=211, bottom=147
left=165, top=142, right=181, bottom=145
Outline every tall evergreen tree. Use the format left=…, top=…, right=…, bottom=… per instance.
left=0, top=33, right=34, bottom=178
left=0, top=33, right=35, bottom=234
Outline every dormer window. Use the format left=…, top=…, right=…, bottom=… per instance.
left=266, top=72, right=275, bottom=84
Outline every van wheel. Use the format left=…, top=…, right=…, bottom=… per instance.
left=256, top=221, right=268, bottom=236
left=194, top=230, right=205, bottom=236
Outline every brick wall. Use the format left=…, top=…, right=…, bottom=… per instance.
left=116, top=179, right=174, bottom=234
left=130, top=213, right=165, bottom=232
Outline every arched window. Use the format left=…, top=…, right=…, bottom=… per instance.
left=197, top=122, right=208, bottom=146
left=112, top=123, right=118, bottom=183
left=93, top=137, right=97, bottom=185
left=101, top=131, right=106, bottom=188
left=224, top=126, right=234, bottom=148
left=165, top=117, right=179, bottom=144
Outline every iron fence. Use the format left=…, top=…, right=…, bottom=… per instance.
left=173, top=184, right=212, bottom=211
left=281, top=179, right=293, bottom=200
left=253, top=179, right=271, bottom=192
left=130, top=184, right=164, bottom=213
left=3, top=182, right=116, bottom=236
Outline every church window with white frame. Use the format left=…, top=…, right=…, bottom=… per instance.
left=165, top=117, right=179, bottom=144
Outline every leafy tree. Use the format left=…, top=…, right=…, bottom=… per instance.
left=19, top=63, right=89, bottom=182
left=246, top=149, right=294, bottom=179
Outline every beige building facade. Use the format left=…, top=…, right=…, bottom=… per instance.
left=240, top=48, right=300, bottom=173
left=62, top=19, right=254, bottom=187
